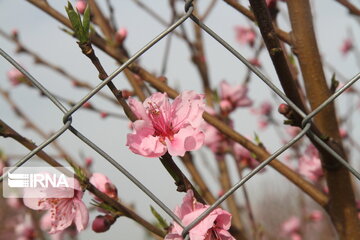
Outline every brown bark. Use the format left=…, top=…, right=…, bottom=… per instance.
left=287, top=1, right=360, bottom=238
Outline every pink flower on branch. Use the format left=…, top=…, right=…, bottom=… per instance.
left=340, top=38, right=353, bottom=56
left=90, top=173, right=118, bottom=200
left=281, top=216, right=301, bottom=239
left=7, top=68, right=25, bottom=86
left=219, top=80, right=252, bottom=114
left=23, top=178, right=89, bottom=234
left=115, top=28, right=128, bottom=44
left=251, top=101, right=273, bottom=130
left=126, top=91, right=205, bottom=157
left=234, top=26, right=256, bottom=47
left=249, top=58, right=261, bottom=68
left=203, top=121, right=232, bottom=154
left=165, top=190, right=235, bottom=240
left=233, top=142, right=263, bottom=171
left=298, top=145, right=323, bottom=182
left=76, top=0, right=87, bottom=15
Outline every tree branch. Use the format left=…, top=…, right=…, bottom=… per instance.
left=287, top=0, right=360, bottom=238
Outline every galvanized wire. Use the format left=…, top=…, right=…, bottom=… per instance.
left=1, top=0, right=360, bottom=239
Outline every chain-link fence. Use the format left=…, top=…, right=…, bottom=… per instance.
left=1, top=0, right=360, bottom=239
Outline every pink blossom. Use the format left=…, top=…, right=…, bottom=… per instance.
left=340, top=38, right=353, bottom=56
left=100, top=112, right=108, bottom=119
left=41, top=212, right=77, bottom=240
left=76, top=0, right=87, bottom=14
left=115, top=28, right=128, bottom=44
left=90, top=173, right=117, bottom=199
left=234, top=26, right=256, bottom=47
left=233, top=142, right=263, bottom=171
left=84, top=157, right=93, bottom=168
left=15, top=214, right=35, bottom=240
left=258, top=119, right=269, bottom=129
left=290, top=233, right=302, bottom=240
left=252, top=102, right=272, bottom=116
left=219, top=80, right=252, bottom=113
left=23, top=178, right=89, bottom=234
left=203, top=122, right=230, bottom=154
left=6, top=195, right=23, bottom=209
left=298, top=145, right=323, bottom=182
left=126, top=91, right=205, bottom=157
left=249, top=58, right=261, bottom=67
left=309, top=210, right=323, bottom=222
left=82, top=102, right=92, bottom=108
left=286, top=127, right=301, bottom=138
left=7, top=68, right=24, bottom=86
left=12, top=28, right=19, bottom=39
left=339, top=128, right=348, bottom=139
left=251, top=102, right=273, bottom=130
left=165, top=190, right=235, bottom=240
left=281, top=216, right=300, bottom=235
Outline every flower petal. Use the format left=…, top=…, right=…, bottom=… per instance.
left=144, top=92, right=171, bottom=115
left=49, top=200, right=75, bottom=234
left=127, top=131, right=166, bottom=157
left=166, top=126, right=204, bottom=157
left=171, top=91, right=205, bottom=129
left=128, top=97, right=149, bottom=121
left=74, top=199, right=89, bottom=232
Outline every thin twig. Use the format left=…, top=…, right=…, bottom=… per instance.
left=335, top=0, right=360, bottom=16
left=200, top=0, right=218, bottom=21
left=216, top=155, right=245, bottom=233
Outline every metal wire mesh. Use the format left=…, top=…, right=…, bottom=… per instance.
left=1, top=0, right=360, bottom=238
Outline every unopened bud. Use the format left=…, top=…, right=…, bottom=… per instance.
left=220, top=100, right=233, bottom=113
left=100, top=112, right=108, bottom=119
left=104, top=182, right=118, bottom=199
left=92, top=215, right=115, bottom=233
left=83, top=102, right=92, bottom=109
left=339, top=128, right=348, bottom=139
left=11, top=29, right=18, bottom=40
left=121, top=89, right=132, bottom=99
left=278, top=103, right=290, bottom=115
left=309, top=210, right=323, bottom=222
left=115, top=28, right=128, bottom=44
left=85, top=157, right=93, bottom=168
left=76, top=0, right=87, bottom=14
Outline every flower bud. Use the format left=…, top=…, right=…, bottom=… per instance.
left=104, top=182, right=118, bottom=199
left=309, top=210, right=323, bottom=222
left=7, top=68, right=24, bottom=86
left=92, top=215, right=115, bottom=233
left=76, top=0, right=87, bottom=15
left=278, top=103, right=290, bottom=115
left=85, top=157, right=93, bottom=168
left=339, top=128, right=348, bottom=139
left=121, top=89, right=132, bottom=99
left=83, top=102, right=92, bottom=109
left=100, top=112, right=108, bottom=119
left=220, top=99, right=232, bottom=113
left=11, top=29, right=19, bottom=40
left=115, top=28, right=128, bottom=44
